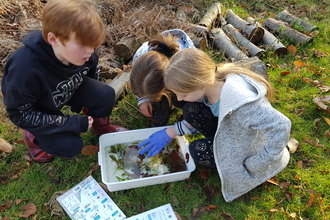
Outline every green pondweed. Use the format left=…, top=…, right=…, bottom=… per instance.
left=108, top=140, right=187, bottom=181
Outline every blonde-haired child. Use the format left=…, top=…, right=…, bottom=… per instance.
left=139, top=48, right=291, bottom=202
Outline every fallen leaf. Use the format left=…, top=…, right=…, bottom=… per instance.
left=191, top=208, right=199, bottom=217
left=308, top=193, right=315, bottom=208
left=205, top=204, right=217, bottom=210
left=267, top=176, right=279, bottom=185
left=304, top=137, right=324, bottom=147
left=204, top=185, right=215, bottom=197
left=302, top=77, right=311, bottom=83
left=294, top=175, right=301, bottom=180
left=81, top=145, right=99, bottom=155
left=279, top=182, right=290, bottom=189
left=289, top=212, right=297, bottom=218
left=296, top=160, right=304, bottom=168
left=313, top=95, right=330, bottom=111
left=287, top=138, right=299, bottom=153
left=199, top=166, right=208, bottom=180
left=323, top=117, right=330, bottom=126
left=293, top=66, right=300, bottom=73
left=284, top=191, right=293, bottom=201
left=288, top=45, right=297, bottom=54
left=280, top=71, right=291, bottom=76
left=269, top=208, right=279, bottom=212
left=311, top=48, right=327, bottom=58
left=324, top=130, right=330, bottom=137
left=0, top=200, right=13, bottom=212
left=15, top=138, right=25, bottom=145
left=19, top=203, right=37, bottom=218
left=221, top=212, right=235, bottom=219
left=174, top=211, right=182, bottom=220
left=183, top=5, right=195, bottom=15
left=98, top=182, right=109, bottom=193
left=293, top=60, right=308, bottom=67
left=0, top=138, right=13, bottom=153
left=318, top=85, right=330, bottom=92
left=172, top=196, right=179, bottom=204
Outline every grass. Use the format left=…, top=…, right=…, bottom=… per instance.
left=1, top=0, right=330, bottom=219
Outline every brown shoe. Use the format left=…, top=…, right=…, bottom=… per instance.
left=91, top=117, right=129, bottom=136
left=22, top=130, right=54, bottom=163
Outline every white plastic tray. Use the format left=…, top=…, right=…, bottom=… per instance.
left=98, top=126, right=196, bottom=192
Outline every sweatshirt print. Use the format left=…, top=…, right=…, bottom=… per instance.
left=1, top=30, right=98, bottom=136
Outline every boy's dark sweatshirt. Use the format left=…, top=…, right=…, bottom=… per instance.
left=1, top=30, right=98, bottom=136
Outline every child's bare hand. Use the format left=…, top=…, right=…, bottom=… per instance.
left=139, top=101, right=153, bottom=117
left=88, top=116, right=94, bottom=129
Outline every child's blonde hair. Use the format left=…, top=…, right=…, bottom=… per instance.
left=164, top=48, right=274, bottom=100
left=130, top=34, right=179, bottom=102
left=42, top=0, right=105, bottom=48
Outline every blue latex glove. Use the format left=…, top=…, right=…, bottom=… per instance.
left=138, top=128, right=172, bottom=157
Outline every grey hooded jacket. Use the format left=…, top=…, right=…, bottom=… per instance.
left=214, top=74, right=291, bottom=202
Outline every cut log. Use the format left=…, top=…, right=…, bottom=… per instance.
left=192, top=37, right=207, bottom=50
left=108, top=71, right=130, bottom=100
left=198, top=2, right=222, bottom=31
left=192, top=24, right=208, bottom=36
left=209, top=28, right=249, bottom=61
left=225, top=9, right=264, bottom=43
left=275, top=10, right=318, bottom=32
left=223, top=24, right=265, bottom=58
left=256, top=22, right=288, bottom=55
left=113, top=35, right=142, bottom=62
left=233, top=56, right=268, bottom=79
left=264, top=18, right=313, bottom=45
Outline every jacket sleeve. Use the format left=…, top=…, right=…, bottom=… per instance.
left=237, top=98, right=291, bottom=173
left=6, top=91, right=89, bottom=136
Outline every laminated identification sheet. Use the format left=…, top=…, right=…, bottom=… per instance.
left=57, top=176, right=126, bottom=220
left=126, top=204, right=177, bottom=220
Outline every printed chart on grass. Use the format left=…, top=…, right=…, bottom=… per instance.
left=57, top=175, right=126, bottom=220
left=126, top=203, right=178, bottom=220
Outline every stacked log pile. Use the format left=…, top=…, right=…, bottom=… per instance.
left=109, top=2, right=318, bottom=99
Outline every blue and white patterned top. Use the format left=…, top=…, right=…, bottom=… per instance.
left=132, top=29, right=196, bottom=63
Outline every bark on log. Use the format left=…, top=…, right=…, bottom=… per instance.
left=108, top=71, right=130, bottom=100
left=198, top=2, right=222, bottom=31
left=275, top=10, right=318, bottom=32
left=233, top=56, right=268, bottom=79
left=264, top=18, right=313, bottom=45
left=192, top=37, right=207, bottom=50
left=225, top=9, right=264, bottom=43
left=262, top=27, right=288, bottom=55
left=209, top=28, right=249, bottom=61
left=192, top=24, right=208, bottom=36
left=113, top=35, right=142, bottom=62
left=223, top=24, right=265, bottom=58
left=255, top=22, right=288, bottom=55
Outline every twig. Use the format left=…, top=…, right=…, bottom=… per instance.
left=123, top=100, right=141, bottom=112
left=122, top=101, right=139, bottom=120
left=123, top=100, right=158, bottom=123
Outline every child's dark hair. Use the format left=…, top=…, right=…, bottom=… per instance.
left=148, top=34, right=179, bottom=58
left=130, top=34, right=179, bottom=103
left=130, top=51, right=171, bottom=103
